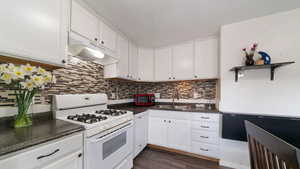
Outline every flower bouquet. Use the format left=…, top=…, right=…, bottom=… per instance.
left=0, top=63, right=56, bottom=128
left=242, top=43, right=258, bottom=66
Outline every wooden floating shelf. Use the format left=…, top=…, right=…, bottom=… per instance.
left=230, top=61, right=295, bottom=82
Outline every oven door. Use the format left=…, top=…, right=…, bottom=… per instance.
left=86, top=122, right=133, bottom=169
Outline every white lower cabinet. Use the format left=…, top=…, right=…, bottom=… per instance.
left=41, top=150, right=83, bottom=169
left=134, top=112, right=149, bottom=158
left=148, top=117, right=168, bottom=147
left=0, top=133, right=83, bottom=169
left=148, top=110, right=220, bottom=159
left=148, top=111, right=191, bottom=151
left=167, top=119, right=191, bottom=152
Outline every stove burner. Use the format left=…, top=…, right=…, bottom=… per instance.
left=95, top=109, right=127, bottom=116
left=67, top=114, right=108, bottom=124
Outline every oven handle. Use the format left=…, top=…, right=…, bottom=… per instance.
left=89, top=122, right=132, bottom=143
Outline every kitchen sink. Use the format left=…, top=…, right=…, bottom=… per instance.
left=157, top=105, right=174, bottom=109
left=173, top=105, right=189, bottom=110
left=157, top=105, right=190, bottom=110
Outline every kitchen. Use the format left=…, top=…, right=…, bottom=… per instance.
left=0, top=0, right=300, bottom=169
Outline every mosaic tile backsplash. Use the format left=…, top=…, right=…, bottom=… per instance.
left=0, top=57, right=217, bottom=106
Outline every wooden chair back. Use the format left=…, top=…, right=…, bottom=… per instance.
left=245, top=121, right=300, bottom=169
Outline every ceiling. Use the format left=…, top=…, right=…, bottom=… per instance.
left=84, top=0, right=300, bottom=48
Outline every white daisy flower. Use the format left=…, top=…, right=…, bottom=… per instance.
left=31, top=75, right=44, bottom=87
left=43, top=72, right=52, bottom=83
left=37, top=67, right=46, bottom=75
left=21, top=64, right=36, bottom=75
left=21, top=80, right=35, bottom=91
left=12, top=67, right=25, bottom=80
left=0, top=64, right=8, bottom=73
left=1, top=73, right=12, bottom=84
left=7, top=63, right=15, bottom=72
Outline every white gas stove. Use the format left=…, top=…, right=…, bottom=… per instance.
left=53, top=93, right=134, bottom=169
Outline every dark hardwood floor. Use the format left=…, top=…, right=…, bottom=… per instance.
left=133, top=147, right=232, bottom=169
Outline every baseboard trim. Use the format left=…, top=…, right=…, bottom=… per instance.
left=147, top=144, right=219, bottom=163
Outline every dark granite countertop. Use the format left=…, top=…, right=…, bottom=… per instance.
left=0, top=112, right=84, bottom=157
left=108, top=102, right=219, bottom=115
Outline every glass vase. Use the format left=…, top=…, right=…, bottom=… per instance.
left=14, top=91, right=35, bottom=128
left=14, top=110, right=32, bottom=128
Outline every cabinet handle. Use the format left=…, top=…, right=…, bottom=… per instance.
left=200, top=148, right=209, bottom=151
left=164, top=120, right=166, bottom=123
left=169, top=77, right=171, bottom=79
left=200, top=125, right=209, bottom=128
left=101, top=41, right=104, bottom=44
left=173, top=77, right=175, bottom=79
left=37, top=149, right=60, bottom=160
left=62, top=59, right=66, bottom=64
left=94, top=38, right=98, bottom=41
left=200, top=136, right=209, bottom=139
left=168, top=120, right=171, bottom=123
left=78, top=153, right=82, bottom=158
left=201, top=117, right=210, bottom=119
left=194, top=75, right=198, bottom=78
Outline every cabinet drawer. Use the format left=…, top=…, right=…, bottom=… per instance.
left=191, top=142, right=219, bottom=158
left=191, top=130, right=219, bottom=145
left=192, top=113, right=219, bottom=122
left=191, top=121, right=219, bottom=131
left=149, top=110, right=171, bottom=118
left=0, top=133, right=83, bottom=169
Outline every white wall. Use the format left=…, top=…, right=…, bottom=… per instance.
left=219, top=8, right=300, bottom=169
left=220, top=8, right=300, bottom=117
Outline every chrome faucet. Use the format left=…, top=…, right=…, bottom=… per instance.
left=172, top=89, right=180, bottom=105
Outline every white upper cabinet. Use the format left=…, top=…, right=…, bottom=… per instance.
left=194, top=38, right=219, bottom=79
left=129, top=42, right=138, bottom=80
left=100, top=22, right=117, bottom=51
left=172, top=42, right=194, bottom=80
left=116, top=35, right=129, bottom=78
left=71, top=1, right=117, bottom=52
left=137, top=48, right=154, bottom=81
left=0, top=0, right=69, bottom=66
left=71, top=0, right=99, bottom=42
left=154, top=47, right=173, bottom=81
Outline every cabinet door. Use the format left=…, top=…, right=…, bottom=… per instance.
left=148, top=117, right=167, bottom=147
left=129, top=42, right=138, bottom=80
left=100, top=22, right=117, bottom=51
left=141, top=114, right=149, bottom=148
left=71, top=0, right=99, bottom=42
left=155, top=47, right=173, bottom=81
left=116, top=35, right=129, bottom=78
left=134, top=116, right=144, bottom=157
left=167, top=119, right=191, bottom=152
left=0, top=0, right=68, bottom=66
left=195, top=38, right=219, bottom=79
left=41, top=151, right=83, bottom=169
left=138, top=48, right=154, bottom=81
left=172, top=42, right=194, bottom=80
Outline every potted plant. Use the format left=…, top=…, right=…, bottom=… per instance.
left=0, top=63, right=56, bottom=128
left=243, top=43, right=258, bottom=66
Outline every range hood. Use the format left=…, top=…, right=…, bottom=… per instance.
left=68, top=32, right=118, bottom=65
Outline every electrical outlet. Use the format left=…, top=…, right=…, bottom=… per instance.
left=193, top=92, right=199, bottom=99
left=111, top=93, right=116, bottom=99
